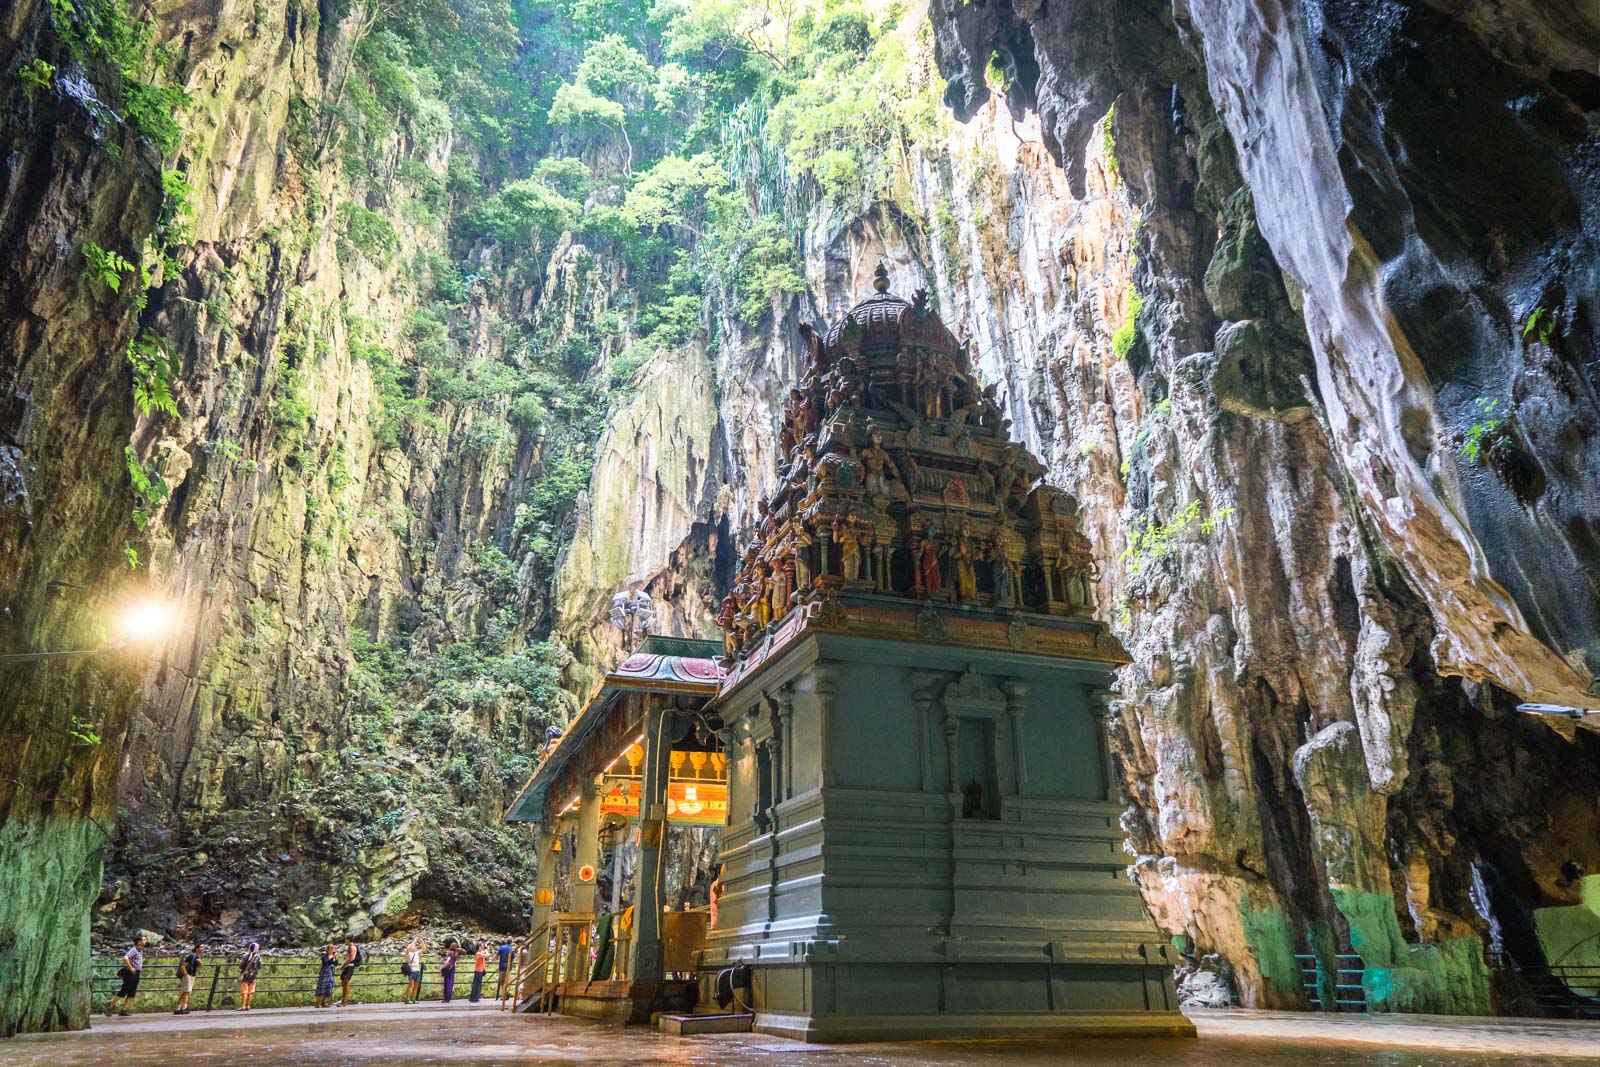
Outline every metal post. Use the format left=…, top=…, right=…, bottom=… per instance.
left=205, top=963, right=221, bottom=1012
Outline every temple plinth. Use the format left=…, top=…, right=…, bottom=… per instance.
left=703, top=265, right=1193, bottom=1041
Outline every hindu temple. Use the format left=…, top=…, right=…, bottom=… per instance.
left=506, top=267, right=1192, bottom=1040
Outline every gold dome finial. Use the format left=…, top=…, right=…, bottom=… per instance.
left=873, top=263, right=889, bottom=293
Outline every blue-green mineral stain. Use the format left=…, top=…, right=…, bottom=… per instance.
left=1329, top=887, right=1492, bottom=1015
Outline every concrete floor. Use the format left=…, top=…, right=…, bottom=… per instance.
left=3, top=1003, right=1597, bottom=1065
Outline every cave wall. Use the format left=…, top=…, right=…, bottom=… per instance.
left=919, top=0, right=1600, bottom=1012
left=4, top=0, right=1599, bottom=1035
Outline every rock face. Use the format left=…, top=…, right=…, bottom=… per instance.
left=2, top=0, right=1598, bottom=1036
left=921, top=0, right=1600, bottom=1013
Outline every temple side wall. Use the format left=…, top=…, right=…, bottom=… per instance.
left=704, top=628, right=1191, bottom=1040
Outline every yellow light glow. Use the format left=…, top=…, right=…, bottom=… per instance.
left=118, top=600, right=174, bottom=643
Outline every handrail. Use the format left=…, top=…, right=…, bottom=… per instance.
left=502, top=923, right=551, bottom=1011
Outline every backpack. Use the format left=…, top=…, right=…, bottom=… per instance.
left=353, top=945, right=366, bottom=966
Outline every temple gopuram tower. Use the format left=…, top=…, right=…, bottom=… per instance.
left=704, top=266, right=1192, bottom=1041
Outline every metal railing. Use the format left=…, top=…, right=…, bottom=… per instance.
left=1499, top=965, right=1600, bottom=1019
left=501, top=924, right=551, bottom=1012
left=90, top=952, right=509, bottom=1014
left=1294, top=952, right=1367, bottom=1013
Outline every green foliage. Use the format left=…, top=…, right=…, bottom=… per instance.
left=1523, top=306, right=1555, bottom=346
left=68, top=715, right=102, bottom=746
left=465, top=177, right=580, bottom=250
left=126, top=331, right=178, bottom=416
left=338, top=202, right=399, bottom=264
left=18, top=57, right=55, bottom=99
left=623, top=153, right=728, bottom=232
left=125, top=443, right=169, bottom=531
left=47, top=0, right=188, bottom=153
left=732, top=215, right=805, bottom=325
left=273, top=367, right=314, bottom=429
left=1461, top=397, right=1505, bottom=466
left=1101, top=102, right=1118, bottom=176
left=82, top=242, right=135, bottom=292
left=1113, top=285, right=1144, bottom=360
left=1121, top=500, right=1236, bottom=574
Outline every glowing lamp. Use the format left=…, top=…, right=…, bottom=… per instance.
left=118, top=600, right=174, bottom=644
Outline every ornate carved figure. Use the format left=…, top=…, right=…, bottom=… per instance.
left=792, top=527, right=815, bottom=597
left=717, top=595, right=739, bottom=656
left=950, top=532, right=977, bottom=603
left=860, top=428, right=903, bottom=503
left=991, top=524, right=1017, bottom=608
left=918, top=533, right=943, bottom=596
left=769, top=557, right=791, bottom=620
left=755, top=565, right=774, bottom=629
left=835, top=520, right=862, bottom=582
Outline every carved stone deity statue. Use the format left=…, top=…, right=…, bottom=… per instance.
left=835, top=519, right=862, bottom=581
left=861, top=427, right=904, bottom=503
left=716, top=594, right=739, bottom=655
left=918, top=533, right=943, bottom=595
left=990, top=525, right=1018, bottom=608
left=755, top=564, right=775, bottom=628
left=792, top=527, right=815, bottom=599
left=950, top=530, right=978, bottom=603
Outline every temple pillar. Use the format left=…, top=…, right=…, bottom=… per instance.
left=1004, top=679, right=1028, bottom=795
left=568, top=777, right=603, bottom=916
left=531, top=820, right=562, bottom=933
left=1086, top=686, right=1117, bottom=801
left=629, top=694, right=671, bottom=981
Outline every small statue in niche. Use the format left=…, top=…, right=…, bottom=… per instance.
left=860, top=428, right=904, bottom=503
left=825, top=355, right=864, bottom=413
left=835, top=519, right=862, bottom=581
left=755, top=564, right=775, bottom=628
left=768, top=556, right=791, bottom=620
left=895, top=448, right=921, bottom=499
left=791, top=526, right=815, bottom=599
left=950, top=527, right=978, bottom=603
left=918, top=532, right=943, bottom=595
left=990, top=525, right=1018, bottom=608
left=914, top=359, right=944, bottom=419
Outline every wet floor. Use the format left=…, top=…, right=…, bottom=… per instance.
left=3, top=1004, right=1596, bottom=1065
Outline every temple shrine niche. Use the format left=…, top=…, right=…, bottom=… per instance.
left=704, top=265, right=1192, bottom=1040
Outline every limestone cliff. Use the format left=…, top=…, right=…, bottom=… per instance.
left=2, top=0, right=1598, bottom=1037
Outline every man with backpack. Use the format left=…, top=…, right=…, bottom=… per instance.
left=106, top=934, right=148, bottom=1016
left=174, top=943, right=204, bottom=1015
left=338, top=936, right=364, bottom=1006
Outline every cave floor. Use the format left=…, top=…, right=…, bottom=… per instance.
left=3, top=1004, right=1597, bottom=1064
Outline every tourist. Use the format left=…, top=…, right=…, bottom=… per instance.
left=338, top=936, right=362, bottom=1006
left=403, top=938, right=424, bottom=1003
left=314, top=943, right=338, bottom=1008
left=495, top=937, right=515, bottom=1000
left=440, top=939, right=460, bottom=1003
left=173, top=943, right=204, bottom=1015
left=238, top=942, right=262, bottom=1011
left=106, top=934, right=147, bottom=1016
left=468, top=941, right=488, bottom=1002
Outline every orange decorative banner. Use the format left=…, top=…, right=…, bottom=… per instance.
left=599, top=777, right=641, bottom=818
left=666, top=781, right=728, bottom=826
left=596, top=776, right=727, bottom=825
